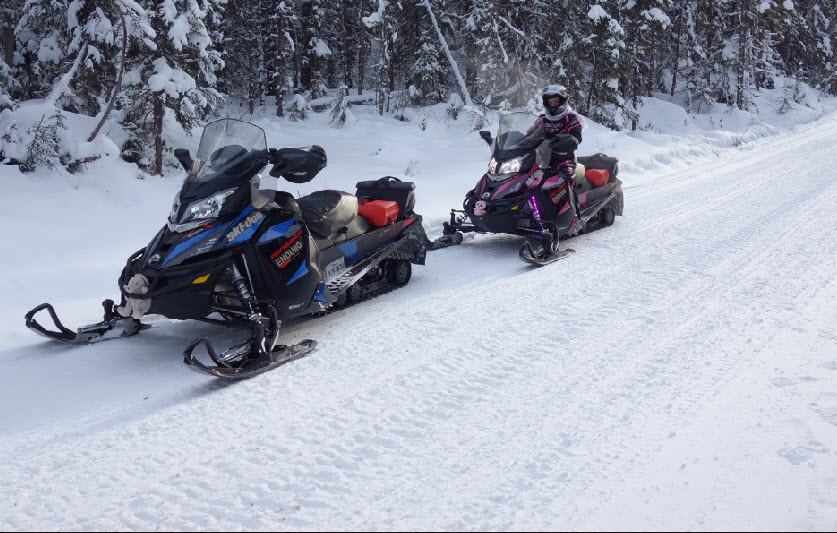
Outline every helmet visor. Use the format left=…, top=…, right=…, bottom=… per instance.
left=547, top=96, right=564, bottom=107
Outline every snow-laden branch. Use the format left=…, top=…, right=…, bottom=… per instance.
left=422, top=0, right=473, bottom=107
left=45, top=43, right=88, bottom=107
left=493, top=20, right=509, bottom=64
left=497, top=15, right=525, bottom=38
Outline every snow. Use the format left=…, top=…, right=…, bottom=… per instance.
left=168, top=14, right=191, bottom=51
left=643, top=7, right=671, bottom=28
left=588, top=5, right=608, bottom=21
left=1, top=86, right=837, bottom=529
left=311, top=37, right=331, bottom=57
left=148, top=57, right=197, bottom=98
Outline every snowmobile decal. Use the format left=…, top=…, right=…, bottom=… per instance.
left=270, top=229, right=304, bottom=268
left=163, top=225, right=224, bottom=267
left=492, top=175, right=526, bottom=199
left=338, top=241, right=359, bottom=261
left=285, top=260, right=309, bottom=285
left=226, top=210, right=264, bottom=245
left=257, top=220, right=295, bottom=243
left=314, top=283, right=328, bottom=302
left=550, top=183, right=568, bottom=204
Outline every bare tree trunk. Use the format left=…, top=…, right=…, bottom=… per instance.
left=358, top=13, right=367, bottom=96
left=586, top=54, right=597, bottom=115
left=670, top=6, right=682, bottom=96
left=274, top=11, right=287, bottom=117
left=341, top=4, right=352, bottom=95
left=736, top=0, right=748, bottom=110
left=300, top=1, right=314, bottom=90
left=377, top=2, right=389, bottom=115
left=89, top=15, right=128, bottom=142
left=2, top=26, right=12, bottom=68
left=153, top=95, right=164, bottom=176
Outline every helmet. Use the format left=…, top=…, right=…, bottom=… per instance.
left=542, top=85, right=569, bottom=117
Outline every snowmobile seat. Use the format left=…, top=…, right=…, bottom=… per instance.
left=296, top=190, right=359, bottom=238
left=310, top=212, right=371, bottom=251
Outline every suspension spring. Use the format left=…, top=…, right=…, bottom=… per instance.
left=231, top=263, right=260, bottom=321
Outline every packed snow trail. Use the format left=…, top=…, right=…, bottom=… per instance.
left=2, top=116, right=837, bottom=529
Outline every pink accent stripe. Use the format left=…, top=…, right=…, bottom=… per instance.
left=492, top=175, right=526, bottom=198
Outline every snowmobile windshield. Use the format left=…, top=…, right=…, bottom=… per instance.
left=188, top=119, right=268, bottom=185
left=493, top=113, right=543, bottom=161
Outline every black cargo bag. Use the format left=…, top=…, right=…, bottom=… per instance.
left=355, top=176, right=416, bottom=217
left=577, top=153, right=619, bottom=178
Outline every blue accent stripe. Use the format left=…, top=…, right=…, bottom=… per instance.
left=258, top=220, right=295, bottom=243
left=163, top=226, right=222, bottom=267
left=285, top=260, right=309, bottom=285
left=314, top=283, right=328, bottom=302
left=230, top=204, right=255, bottom=226
left=338, top=240, right=359, bottom=261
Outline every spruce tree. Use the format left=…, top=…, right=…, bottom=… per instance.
left=129, top=0, right=223, bottom=175
left=408, top=7, right=446, bottom=105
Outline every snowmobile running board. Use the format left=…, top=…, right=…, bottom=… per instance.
left=183, top=338, right=317, bottom=379
left=24, top=301, right=147, bottom=344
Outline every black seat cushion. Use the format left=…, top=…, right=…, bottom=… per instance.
left=296, top=190, right=358, bottom=238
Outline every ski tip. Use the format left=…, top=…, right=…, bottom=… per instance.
left=300, top=339, right=318, bottom=350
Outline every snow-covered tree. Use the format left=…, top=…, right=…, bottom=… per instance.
left=582, top=2, right=627, bottom=128
left=408, top=10, right=446, bottom=105
left=621, top=0, right=672, bottom=129
left=123, top=0, right=223, bottom=175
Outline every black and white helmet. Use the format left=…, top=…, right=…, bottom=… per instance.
left=542, top=84, right=569, bottom=117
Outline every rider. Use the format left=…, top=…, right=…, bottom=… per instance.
left=527, top=85, right=583, bottom=181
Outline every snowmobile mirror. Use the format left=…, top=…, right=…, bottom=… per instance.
left=174, top=148, right=193, bottom=172
left=479, top=131, right=493, bottom=146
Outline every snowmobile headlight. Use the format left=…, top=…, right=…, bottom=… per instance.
left=497, top=156, right=524, bottom=175
left=488, top=157, right=498, bottom=174
left=168, top=188, right=236, bottom=233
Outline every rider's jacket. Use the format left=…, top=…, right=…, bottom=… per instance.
left=530, top=113, right=583, bottom=144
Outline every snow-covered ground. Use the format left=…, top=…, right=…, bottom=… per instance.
left=1, top=93, right=837, bottom=530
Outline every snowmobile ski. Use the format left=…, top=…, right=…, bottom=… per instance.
left=24, top=300, right=148, bottom=344
left=519, top=240, right=575, bottom=266
left=183, top=338, right=317, bottom=379
left=426, top=232, right=463, bottom=250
